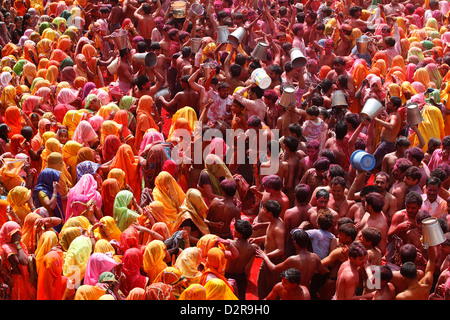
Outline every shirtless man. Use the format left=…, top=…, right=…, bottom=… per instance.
left=389, top=158, right=414, bottom=211
left=283, top=184, right=312, bottom=257
left=312, top=38, right=336, bottom=69
left=225, top=219, right=258, bottom=300
left=372, top=96, right=402, bottom=170
left=323, top=121, right=349, bottom=171
left=406, top=147, right=430, bottom=188
left=276, top=102, right=305, bottom=139
left=133, top=1, right=161, bottom=48
left=176, top=46, right=192, bottom=83
left=300, top=157, right=330, bottom=200
left=371, top=266, right=396, bottom=300
left=206, top=179, right=241, bottom=239
left=373, top=172, right=398, bottom=224
left=256, top=228, right=327, bottom=289
left=395, top=245, right=436, bottom=300
left=387, top=191, right=422, bottom=261
left=117, top=47, right=134, bottom=95
left=298, top=139, right=320, bottom=182
left=325, top=56, right=355, bottom=98
left=250, top=200, right=286, bottom=300
left=264, top=268, right=311, bottom=300
left=335, top=241, right=373, bottom=300
left=302, top=189, right=339, bottom=233
left=358, top=192, right=389, bottom=255
left=381, top=136, right=411, bottom=187
left=108, top=0, right=123, bottom=33
left=158, top=75, right=200, bottom=115
left=282, top=136, right=302, bottom=206
left=328, top=176, right=356, bottom=220
left=259, top=140, right=288, bottom=187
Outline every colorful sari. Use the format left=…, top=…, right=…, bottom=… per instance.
left=172, top=188, right=210, bottom=236
left=100, top=120, right=122, bottom=146
left=4, top=105, right=22, bottom=137
left=142, top=240, right=168, bottom=283
left=66, top=174, right=102, bottom=221
left=204, top=278, right=238, bottom=300
left=62, top=140, right=82, bottom=183
left=200, top=247, right=230, bottom=288
left=174, top=247, right=203, bottom=286
left=101, top=179, right=121, bottom=217
left=84, top=252, right=118, bottom=285
left=110, top=144, right=142, bottom=201
left=152, top=171, right=186, bottom=234
left=102, top=135, right=122, bottom=163
left=62, top=235, right=92, bottom=281
left=113, top=190, right=140, bottom=232
left=93, top=216, right=122, bottom=242
left=34, top=230, right=58, bottom=274
left=134, top=95, right=159, bottom=150
left=36, top=250, right=68, bottom=300
left=59, top=227, right=82, bottom=251
left=74, top=284, right=106, bottom=300
left=179, top=283, right=207, bottom=300
left=120, top=247, right=148, bottom=296
left=72, top=120, right=98, bottom=147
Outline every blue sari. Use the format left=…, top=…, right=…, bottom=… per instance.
left=32, top=168, right=64, bottom=232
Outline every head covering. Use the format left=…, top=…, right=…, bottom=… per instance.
left=110, top=144, right=142, bottom=200
left=204, top=278, right=238, bottom=300
left=179, top=283, right=207, bottom=300
left=102, top=135, right=121, bottom=163
left=142, top=240, right=168, bottom=283
left=113, top=190, right=140, bottom=232
left=66, top=174, right=102, bottom=221
left=172, top=188, right=209, bottom=236
left=62, top=235, right=92, bottom=280
left=36, top=250, right=68, bottom=300
left=72, top=120, right=98, bottom=146
left=83, top=252, right=118, bottom=286
left=94, top=216, right=122, bottom=242
left=34, top=230, right=58, bottom=274
left=135, top=95, right=158, bottom=149
left=120, top=247, right=147, bottom=296
left=174, top=247, right=203, bottom=286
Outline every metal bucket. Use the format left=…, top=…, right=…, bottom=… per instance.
left=251, top=68, right=271, bottom=89
left=289, top=48, right=307, bottom=68
left=110, top=29, right=129, bottom=50
left=360, top=98, right=383, bottom=121
left=188, top=2, right=204, bottom=19
left=191, top=38, right=202, bottom=53
left=251, top=41, right=269, bottom=61
left=406, top=102, right=424, bottom=126
left=331, top=90, right=348, bottom=108
left=350, top=149, right=376, bottom=171
left=172, top=1, right=187, bottom=18
left=422, top=217, right=446, bottom=247
left=279, top=84, right=296, bottom=107
left=133, top=52, right=157, bottom=67
left=217, top=26, right=229, bottom=44
left=228, top=27, right=246, bottom=47
left=356, top=37, right=368, bottom=55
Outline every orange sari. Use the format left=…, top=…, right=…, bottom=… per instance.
left=37, top=250, right=68, bottom=300
left=134, top=95, right=159, bottom=150
left=110, top=144, right=142, bottom=201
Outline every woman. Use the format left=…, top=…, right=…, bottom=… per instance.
left=101, top=178, right=121, bottom=217
left=100, top=119, right=122, bottom=146
left=172, top=188, right=210, bottom=245
left=83, top=252, right=118, bottom=286
left=101, top=135, right=121, bottom=163
left=6, top=186, right=32, bottom=222
left=139, top=129, right=164, bottom=154
left=152, top=171, right=186, bottom=234
left=62, top=140, right=82, bottom=183
left=113, top=190, right=141, bottom=232
left=174, top=246, right=203, bottom=286
left=40, top=137, right=62, bottom=170
left=0, top=221, right=36, bottom=299
left=153, top=266, right=188, bottom=299
left=46, top=151, right=73, bottom=199
left=134, top=95, right=159, bottom=150
left=126, top=287, right=147, bottom=300
left=114, top=109, right=135, bottom=146
left=32, top=168, right=64, bottom=231
left=66, top=174, right=102, bottom=221
left=4, top=105, right=22, bottom=137
left=107, top=168, right=126, bottom=189
left=62, top=233, right=93, bottom=281
left=198, top=153, right=234, bottom=204
left=59, top=226, right=82, bottom=252
left=120, top=247, right=149, bottom=296
left=34, top=230, right=58, bottom=274
left=93, top=215, right=122, bottom=242
left=62, top=109, right=89, bottom=139
left=142, top=143, right=169, bottom=189
left=37, top=250, right=72, bottom=300
left=200, top=247, right=231, bottom=288
left=178, top=283, right=207, bottom=300
left=204, top=278, right=238, bottom=300
left=76, top=146, right=97, bottom=165
left=74, top=284, right=106, bottom=300
left=76, top=160, right=101, bottom=182
left=142, top=239, right=169, bottom=283
left=110, top=144, right=143, bottom=201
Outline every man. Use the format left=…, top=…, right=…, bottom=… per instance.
left=133, top=1, right=162, bottom=48
left=372, top=96, right=402, bottom=170
left=335, top=241, right=373, bottom=300
left=395, top=245, right=436, bottom=300
left=256, top=228, right=327, bottom=289
left=206, top=179, right=241, bottom=239
left=300, top=157, right=330, bottom=197
left=303, top=189, right=339, bottom=232
left=298, top=139, right=320, bottom=181
left=264, top=268, right=311, bottom=300
left=381, top=136, right=412, bottom=186
left=281, top=136, right=302, bottom=206
left=358, top=192, right=389, bottom=255
left=151, top=16, right=164, bottom=43
left=421, top=176, right=448, bottom=219
left=250, top=200, right=286, bottom=300
left=406, top=147, right=430, bottom=188
left=373, top=172, right=397, bottom=223
left=117, top=47, right=134, bottom=95
left=158, top=75, right=200, bottom=115
left=311, top=34, right=336, bottom=69
left=347, top=6, right=367, bottom=32
left=389, top=158, right=414, bottom=211
left=328, top=176, right=356, bottom=220
left=428, top=135, right=450, bottom=171
left=326, top=56, right=355, bottom=98
left=283, top=184, right=312, bottom=257
left=225, top=220, right=258, bottom=300
left=233, top=82, right=267, bottom=121
left=390, top=243, right=425, bottom=295
left=387, top=191, right=423, bottom=262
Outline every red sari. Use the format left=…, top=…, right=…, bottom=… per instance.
left=36, top=251, right=68, bottom=300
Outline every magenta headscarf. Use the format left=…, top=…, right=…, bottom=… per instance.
left=208, top=137, right=229, bottom=159
left=84, top=252, right=118, bottom=286
left=22, top=96, right=42, bottom=115
left=406, top=63, right=417, bottom=83
left=139, top=130, right=164, bottom=153
left=88, top=115, right=105, bottom=132
left=409, top=93, right=426, bottom=106
left=81, top=82, right=96, bottom=101
left=66, top=174, right=102, bottom=221
left=57, top=88, right=79, bottom=106
left=411, top=81, right=426, bottom=94
left=90, top=88, right=111, bottom=106
left=72, top=120, right=98, bottom=146
left=69, top=194, right=89, bottom=217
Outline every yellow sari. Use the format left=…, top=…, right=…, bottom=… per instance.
left=6, top=186, right=31, bottom=222
left=93, top=216, right=122, bottom=242
left=172, top=188, right=210, bottom=236
left=34, top=230, right=58, bottom=274
left=62, top=140, right=82, bottom=183
left=204, top=278, right=238, bottom=300
left=142, top=240, right=168, bottom=283
left=174, top=247, right=203, bottom=286
left=62, top=235, right=92, bottom=280
left=408, top=104, right=445, bottom=151
left=46, top=151, right=73, bottom=196
left=152, top=171, right=186, bottom=234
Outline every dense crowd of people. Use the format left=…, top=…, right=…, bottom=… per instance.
left=0, top=0, right=449, bottom=301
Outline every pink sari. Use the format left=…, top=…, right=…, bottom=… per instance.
left=66, top=174, right=102, bottom=221
left=83, top=252, right=118, bottom=286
